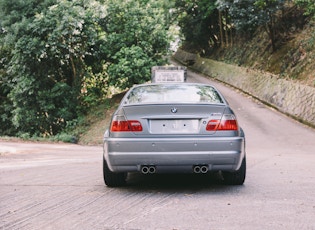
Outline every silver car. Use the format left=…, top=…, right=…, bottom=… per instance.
left=103, top=83, right=246, bottom=187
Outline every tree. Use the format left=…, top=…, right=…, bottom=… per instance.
left=0, top=0, right=57, bottom=136
left=217, top=0, right=286, bottom=52
left=0, top=46, right=14, bottom=135
left=0, top=0, right=174, bottom=137
left=102, top=0, right=170, bottom=89
left=5, top=0, right=106, bottom=136
left=216, top=0, right=234, bottom=48
left=108, top=45, right=156, bottom=89
left=254, top=0, right=286, bottom=52
left=175, top=0, right=219, bottom=52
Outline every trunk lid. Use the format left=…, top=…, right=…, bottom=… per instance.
left=122, top=104, right=226, bottom=136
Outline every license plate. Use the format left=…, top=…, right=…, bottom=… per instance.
left=149, top=119, right=199, bottom=134
left=154, top=71, right=185, bottom=82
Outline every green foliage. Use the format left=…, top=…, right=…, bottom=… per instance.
left=51, top=133, right=78, bottom=143
left=175, top=0, right=218, bottom=50
left=294, top=0, right=315, bottom=17
left=10, top=77, right=77, bottom=136
left=103, top=0, right=170, bottom=59
left=0, top=37, right=14, bottom=135
left=217, top=0, right=286, bottom=31
left=108, top=45, right=156, bottom=89
left=81, top=64, right=110, bottom=108
left=176, top=0, right=292, bottom=52
left=217, top=0, right=287, bottom=52
left=0, top=0, right=173, bottom=138
left=2, top=0, right=107, bottom=136
left=103, top=0, right=170, bottom=87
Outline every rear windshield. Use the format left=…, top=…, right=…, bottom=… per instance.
left=124, top=84, right=224, bottom=105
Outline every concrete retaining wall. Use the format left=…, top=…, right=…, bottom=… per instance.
left=174, top=49, right=315, bottom=128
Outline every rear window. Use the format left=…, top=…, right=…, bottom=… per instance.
left=124, top=84, right=224, bottom=105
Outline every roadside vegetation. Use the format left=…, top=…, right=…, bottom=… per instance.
left=176, top=0, right=315, bottom=86
left=0, top=0, right=314, bottom=143
left=0, top=0, right=173, bottom=141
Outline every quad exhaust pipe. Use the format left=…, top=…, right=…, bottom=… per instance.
left=193, top=165, right=209, bottom=174
left=141, top=165, right=156, bottom=174
left=140, top=165, right=208, bottom=174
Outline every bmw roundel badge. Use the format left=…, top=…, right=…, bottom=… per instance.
left=171, top=107, right=178, bottom=113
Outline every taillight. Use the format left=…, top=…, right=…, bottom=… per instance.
left=110, top=118, right=143, bottom=132
left=128, top=120, right=143, bottom=131
left=206, top=114, right=238, bottom=131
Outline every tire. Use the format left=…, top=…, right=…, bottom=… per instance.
left=222, top=157, right=246, bottom=185
left=103, top=158, right=126, bottom=187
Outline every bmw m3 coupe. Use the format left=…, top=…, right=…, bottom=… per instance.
left=103, top=83, right=246, bottom=187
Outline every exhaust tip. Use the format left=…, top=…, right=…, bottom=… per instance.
left=193, top=166, right=201, bottom=174
left=149, top=166, right=156, bottom=174
left=141, top=165, right=156, bottom=174
left=141, top=166, right=149, bottom=174
left=193, top=165, right=209, bottom=174
left=200, top=165, right=209, bottom=174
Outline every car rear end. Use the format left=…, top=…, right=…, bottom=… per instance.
left=103, top=83, right=245, bottom=180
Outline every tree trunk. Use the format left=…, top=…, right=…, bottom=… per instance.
left=219, top=11, right=224, bottom=48
left=267, top=12, right=276, bottom=52
left=225, top=10, right=229, bottom=47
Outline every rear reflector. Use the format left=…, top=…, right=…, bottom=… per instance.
left=206, top=114, right=238, bottom=131
left=111, top=120, right=143, bottom=132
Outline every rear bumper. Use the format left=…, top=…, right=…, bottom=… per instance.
left=103, top=136, right=245, bottom=173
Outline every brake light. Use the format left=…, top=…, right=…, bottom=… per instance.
left=110, top=120, right=143, bottom=132
left=206, top=114, right=238, bottom=131
left=206, top=120, right=220, bottom=131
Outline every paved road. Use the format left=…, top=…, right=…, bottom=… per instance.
left=1, top=71, right=315, bottom=230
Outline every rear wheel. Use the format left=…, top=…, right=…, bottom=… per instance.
left=103, top=158, right=126, bottom=187
left=222, top=157, right=246, bottom=185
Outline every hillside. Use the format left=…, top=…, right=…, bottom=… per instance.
left=206, top=18, right=315, bottom=88
left=77, top=92, right=125, bottom=145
